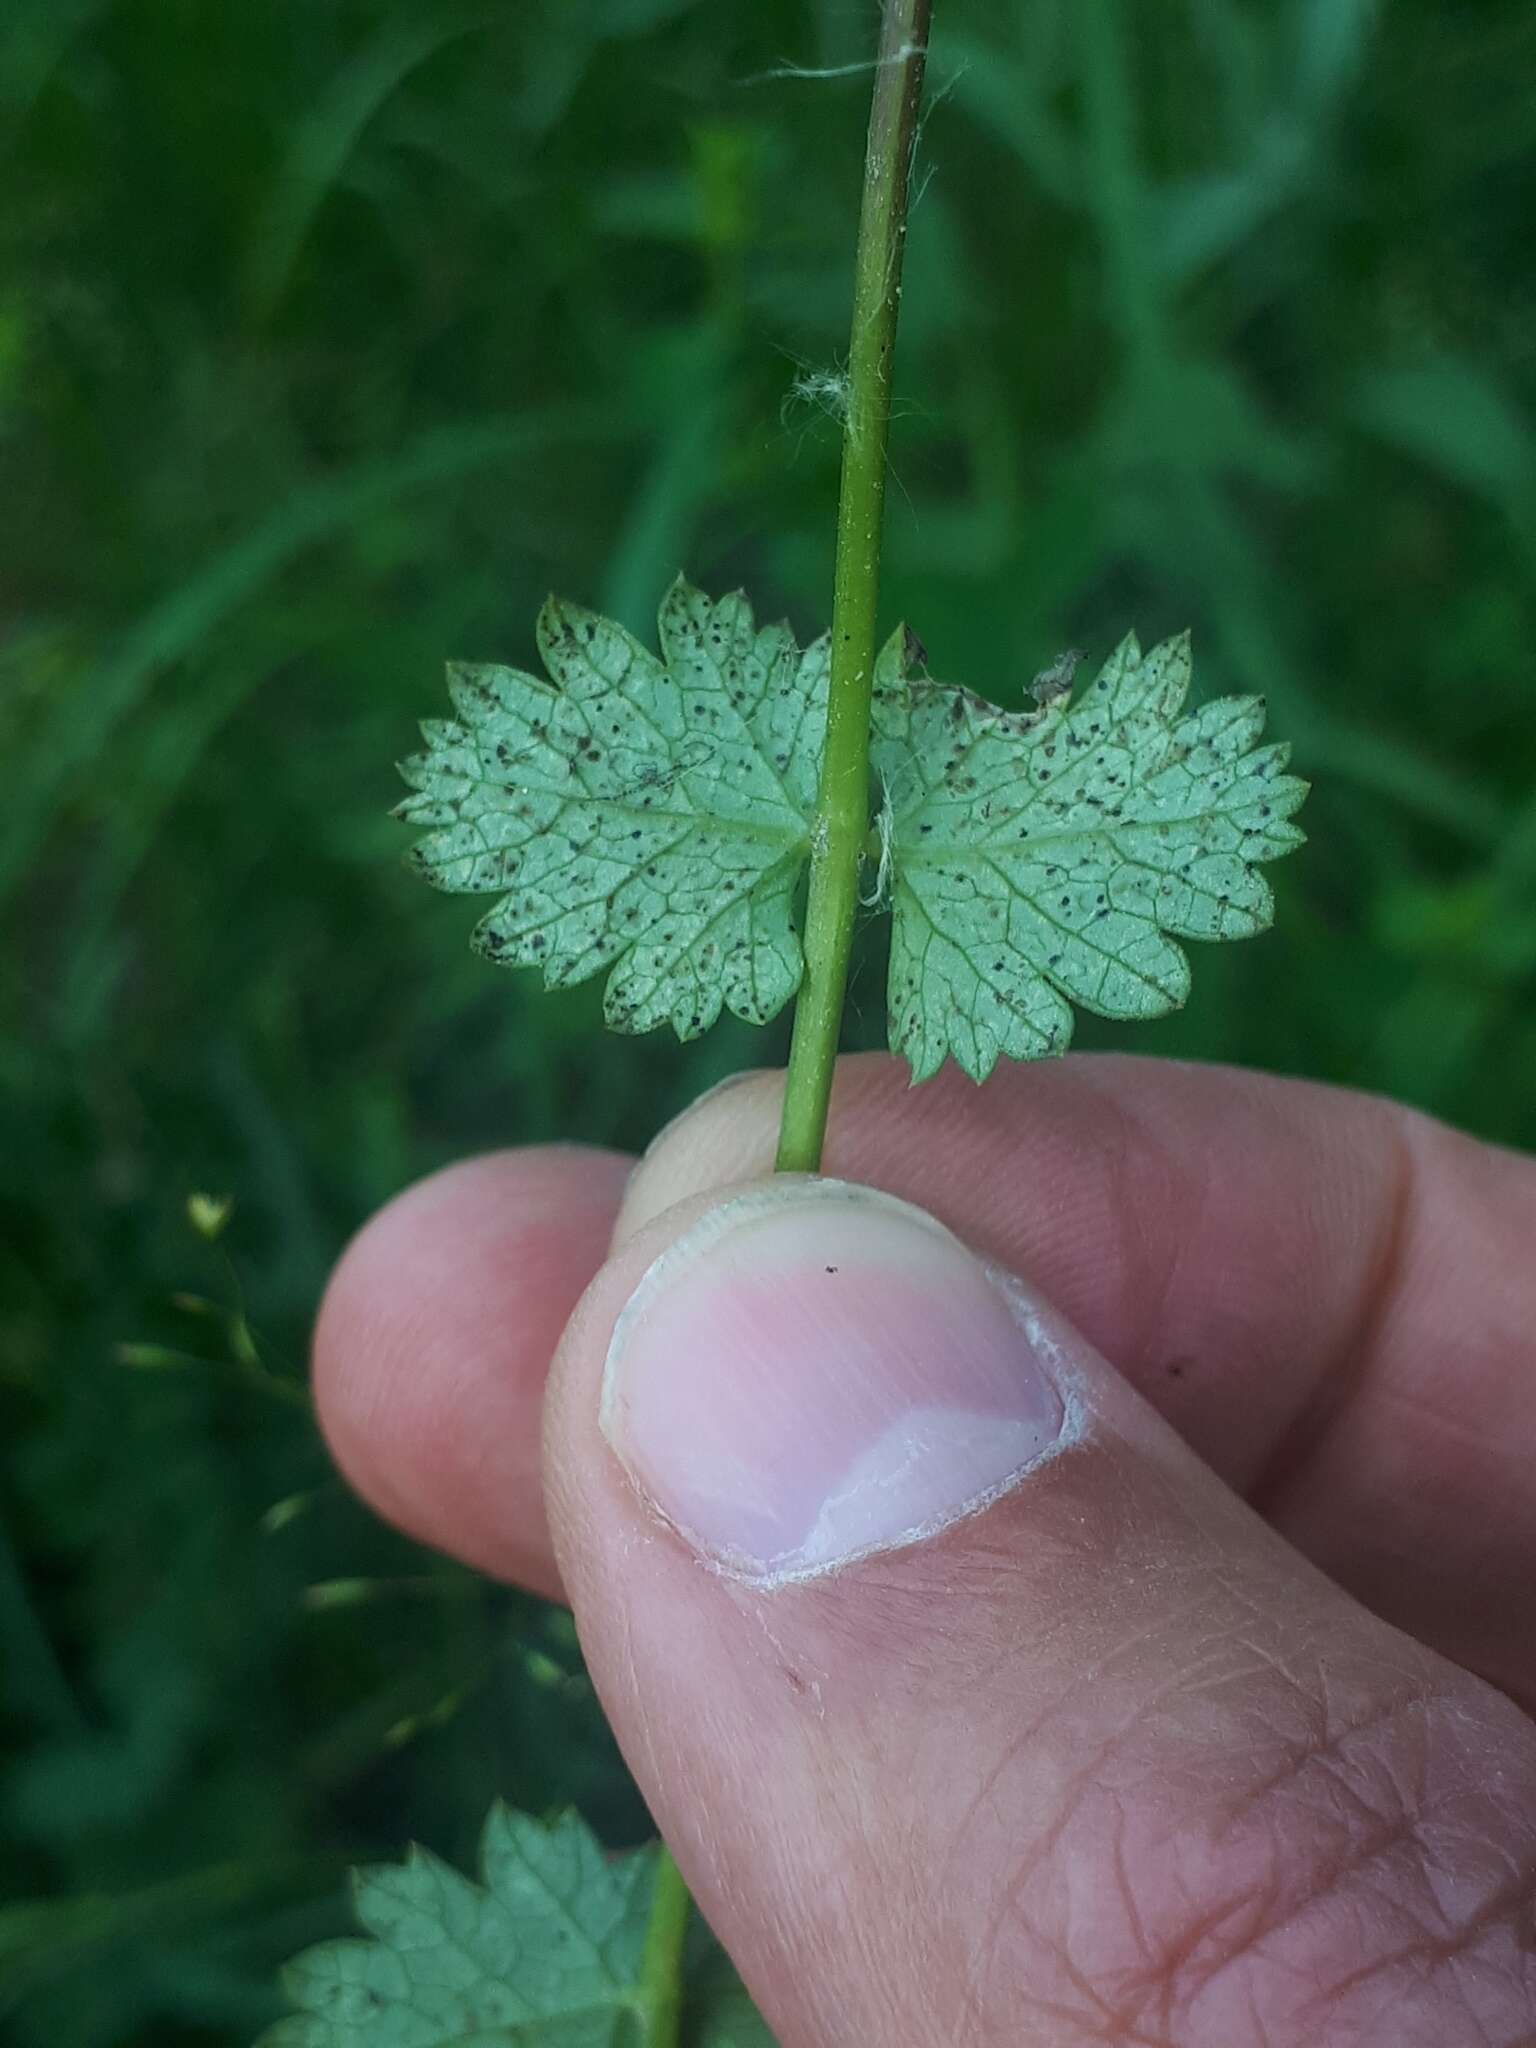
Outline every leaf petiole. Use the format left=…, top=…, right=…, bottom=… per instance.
left=633, top=1845, right=692, bottom=2047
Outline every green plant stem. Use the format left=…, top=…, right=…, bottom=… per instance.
left=635, top=21, right=933, bottom=2020
left=634, top=1845, right=691, bottom=2047
left=777, top=0, right=931, bottom=1174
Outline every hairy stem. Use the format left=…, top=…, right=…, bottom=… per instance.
left=776, top=0, right=931, bottom=1174
left=639, top=16, right=932, bottom=2011
left=634, top=1845, right=691, bottom=2046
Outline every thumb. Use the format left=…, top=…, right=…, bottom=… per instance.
left=542, top=1177, right=1536, bottom=2048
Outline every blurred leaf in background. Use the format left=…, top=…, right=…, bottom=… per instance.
left=2, top=1, right=1533, bottom=2042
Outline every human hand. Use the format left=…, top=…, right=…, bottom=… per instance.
left=315, top=1055, right=1536, bottom=2046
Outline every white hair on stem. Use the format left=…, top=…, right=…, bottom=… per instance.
left=861, top=777, right=896, bottom=909
left=737, top=43, right=929, bottom=88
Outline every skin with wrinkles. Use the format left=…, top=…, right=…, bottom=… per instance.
left=315, top=1055, right=1536, bottom=2046
left=544, top=1178, right=1536, bottom=2046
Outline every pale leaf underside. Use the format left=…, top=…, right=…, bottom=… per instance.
left=396, top=578, right=825, bottom=1040
left=397, top=584, right=1306, bottom=1082
left=873, top=628, right=1308, bottom=1082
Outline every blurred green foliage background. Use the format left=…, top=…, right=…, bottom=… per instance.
left=3, top=0, right=1534, bottom=2040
